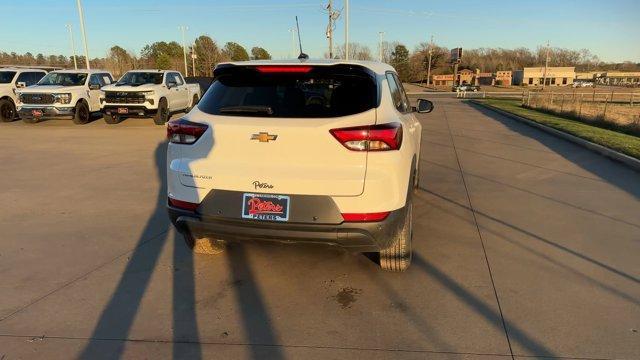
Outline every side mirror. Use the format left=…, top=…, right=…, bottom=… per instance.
left=16, top=82, right=26, bottom=88
left=89, top=84, right=101, bottom=90
left=167, top=81, right=177, bottom=89
left=415, top=99, right=434, bottom=113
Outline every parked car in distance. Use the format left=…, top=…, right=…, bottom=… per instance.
left=452, top=84, right=480, bottom=92
left=17, top=69, right=114, bottom=124
left=0, top=68, right=47, bottom=122
left=100, top=70, right=201, bottom=125
left=166, top=60, right=435, bottom=272
left=572, top=81, right=594, bottom=88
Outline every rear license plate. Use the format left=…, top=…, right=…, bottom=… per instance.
left=31, top=109, right=43, bottom=117
left=117, top=107, right=129, bottom=114
left=242, top=193, right=290, bottom=222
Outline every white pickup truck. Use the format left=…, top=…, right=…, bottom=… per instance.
left=100, top=70, right=201, bottom=125
left=17, top=69, right=114, bottom=124
left=0, top=68, right=47, bottom=122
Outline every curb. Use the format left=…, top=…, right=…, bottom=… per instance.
left=469, top=100, right=640, bottom=173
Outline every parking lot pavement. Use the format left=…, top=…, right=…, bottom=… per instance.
left=0, top=103, right=638, bottom=359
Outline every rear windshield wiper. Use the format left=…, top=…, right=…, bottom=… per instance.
left=219, top=105, right=274, bottom=115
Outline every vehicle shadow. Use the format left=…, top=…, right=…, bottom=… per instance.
left=466, top=101, right=640, bottom=200
left=78, top=141, right=202, bottom=359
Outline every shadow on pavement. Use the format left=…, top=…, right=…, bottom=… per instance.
left=79, top=141, right=202, bottom=360
left=412, top=254, right=555, bottom=357
left=467, top=102, right=640, bottom=200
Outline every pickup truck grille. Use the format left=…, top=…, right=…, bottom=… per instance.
left=104, top=91, right=146, bottom=104
left=21, top=93, right=54, bottom=105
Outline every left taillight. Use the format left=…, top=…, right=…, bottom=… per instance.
left=167, top=119, right=208, bottom=144
left=330, top=122, right=402, bottom=151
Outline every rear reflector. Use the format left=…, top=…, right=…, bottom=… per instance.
left=256, top=66, right=313, bottom=73
left=168, top=198, right=199, bottom=211
left=342, top=212, right=390, bottom=222
left=330, top=123, right=402, bottom=151
left=167, top=119, right=208, bottom=144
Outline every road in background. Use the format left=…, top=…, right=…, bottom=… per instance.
left=0, top=100, right=638, bottom=359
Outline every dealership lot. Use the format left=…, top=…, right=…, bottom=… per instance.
left=0, top=99, right=638, bottom=359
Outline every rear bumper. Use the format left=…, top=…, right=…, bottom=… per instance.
left=168, top=204, right=406, bottom=252
left=102, top=105, right=157, bottom=117
left=18, top=105, right=74, bottom=119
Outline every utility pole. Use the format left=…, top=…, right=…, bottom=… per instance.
left=344, top=0, right=349, bottom=60
left=426, top=35, right=434, bottom=86
left=378, top=31, right=385, bottom=62
left=542, top=40, right=550, bottom=90
left=191, top=44, right=197, bottom=77
left=325, top=0, right=341, bottom=59
left=179, top=25, right=189, bottom=77
left=288, top=28, right=297, bottom=58
left=65, top=24, right=78, bottom=70
left=75, top=0, right=90, bottom=69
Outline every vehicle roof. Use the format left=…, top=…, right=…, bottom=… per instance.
left=219, top=59, right=396, bottom=75
left=125, top=69, right=175, bottom=73
left=0, top=67, right=47, bottom=72
left=49, top=69, right=111, bottom=74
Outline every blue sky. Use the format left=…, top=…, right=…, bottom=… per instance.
left=2, top=0, right=639, bottom=62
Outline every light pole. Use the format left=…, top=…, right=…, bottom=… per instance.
left=179, top=26, right=189, bottom=77
left=426, top=35, right=434, bottom=86
left=378, top=31, right=384, bottom=62
left=65, top=24, right=78, bottom=70
left=542, top=40, right=550, bottom=90
left=191, top=44, right=197, bottom=77
left=75, top=0, right=90, bottom=69
left=288, top=28, right=297, bottom=58
left=344, top=0, right=349, bottom=60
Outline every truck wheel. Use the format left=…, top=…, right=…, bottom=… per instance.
left=154, top=98, right=169, bottom=125
left=187, top=95, right=199, bottom=112
left=379, top=200, right=413, bottom=272
left=183, top=232, right=225, bottom=255
left=73, top=101, right=90, bottom=125
left=0, top=99, right=16, bottom=122
left=103, top=113, right=121, bottom=124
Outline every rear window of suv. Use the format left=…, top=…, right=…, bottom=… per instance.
left=198, top=65, right=379, bottom=118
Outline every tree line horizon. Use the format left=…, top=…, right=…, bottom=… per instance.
left=2, top=34, right=638, bottom=82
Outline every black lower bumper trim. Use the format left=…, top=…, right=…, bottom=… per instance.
left=102, top=106, right=157, bottom=117
left=168, top=205, right=406, bottom=252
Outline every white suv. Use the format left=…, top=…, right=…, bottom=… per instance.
left=166, top=60, right=433, bottom=271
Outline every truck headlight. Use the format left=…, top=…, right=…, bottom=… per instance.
left=141, top=90, right=155, bottom=96
left=53, top=93, right=72, bottom=104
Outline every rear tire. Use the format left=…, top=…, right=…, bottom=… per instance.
left=73, top=101, right=91, bottom=125
left=154, top=98, right=169, bottom=125
left=183, top=232, right=225, bottom=255
left=103, top=113, right=121, bottom=124
left=0, top=99, right=16, bottom=122
left=379, top=200, right=412, bottom=272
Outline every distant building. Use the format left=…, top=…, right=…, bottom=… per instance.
left=432, top=74, right=454, bottom=86
left=596, top=71, right=640, bottom=86
left=476, top=72, right=494, bottom=86
left=495, top=71, right=512, bottom=86
left=457, top=69, right=474, bottom=85
left=513, top=67, right=575, bottom=86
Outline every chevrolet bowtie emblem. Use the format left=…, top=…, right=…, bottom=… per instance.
left=251, top=132, right=278, bottom=142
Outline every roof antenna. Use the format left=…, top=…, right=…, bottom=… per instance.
left=296, top=16, right=309, bottom=60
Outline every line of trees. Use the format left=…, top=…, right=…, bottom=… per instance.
left=0, top=35, right=270, bottom=78
left=2, top=36, right=638, bottom=82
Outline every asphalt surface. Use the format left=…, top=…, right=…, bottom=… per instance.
left=0, top=100, right=638, bottom=360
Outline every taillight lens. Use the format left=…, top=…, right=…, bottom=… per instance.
left=167, top=119, right=208, bottom=144
left=342, top=212, right=390, bottom=222
left=168, top=198, right=199, bottom=211
left=330, top=123, right=402, bottom=151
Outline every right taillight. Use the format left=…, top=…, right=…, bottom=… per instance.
left=167, top=119, right=208, bottom=144
left=330, top=122, right=402, bottom=151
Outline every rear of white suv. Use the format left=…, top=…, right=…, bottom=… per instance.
left=166, top=60, right=433, bottom=271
